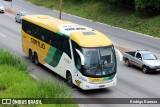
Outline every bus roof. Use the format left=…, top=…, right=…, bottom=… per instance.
left=23, top=15, right=112, bottom=47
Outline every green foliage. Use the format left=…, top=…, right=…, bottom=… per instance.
left=27, top=0, right=160, bottom=38
left=0, top=48, right=77, bottom=107
left=107, top=0, right=135, bottom=7
left=107, top=0, right=160, bottom=14
left=135, top=0, right=160, bottom=13
left=0, top=49, right=27, bottom=71
left=0, top=65, right=76, bottom=106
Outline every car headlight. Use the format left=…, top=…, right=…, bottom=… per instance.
left=20, top=16, right=23, bottom=19
left=0, top=7, right=5, bottom=10
left=155, top=66, right=160, bottom=69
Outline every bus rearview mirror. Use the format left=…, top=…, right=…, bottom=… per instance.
left=75, top=49, right=85, bottom=65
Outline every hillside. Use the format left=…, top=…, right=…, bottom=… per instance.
left=26, top=0, right=160, bottom=38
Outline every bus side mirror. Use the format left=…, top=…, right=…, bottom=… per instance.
left=75, top=49, right=84, bottom=65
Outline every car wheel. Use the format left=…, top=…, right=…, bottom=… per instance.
left=125, top=59, right=130, bottom=67
left=18, top=19, right=20, bottom=23
left=66, top=72, right=74, bottom=87
left=15, top=18, right=17, bottom=22
left=142, top=66, right=148, bottom=74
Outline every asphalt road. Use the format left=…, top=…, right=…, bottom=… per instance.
left=0, top=0, right=160, bottom=107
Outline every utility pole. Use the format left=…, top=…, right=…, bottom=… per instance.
left=59, top=0, right=63, bottom=20
left=11, top=0, right=12, bottom=7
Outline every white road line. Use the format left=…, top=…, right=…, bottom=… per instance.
left=78, top=104, right=85, bottom=107
left=0, top=33, right=7, bottom=38
left=115, top=48, right=123, bottom=61
left=30, top=74, right=38, bottom=80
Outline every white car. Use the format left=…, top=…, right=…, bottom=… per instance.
left=15, top=11, right=29, bottom=23
left=0, top=3, right=5, bottom=13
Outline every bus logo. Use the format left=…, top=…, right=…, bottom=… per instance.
left=31, top=38, right=45, bottom=49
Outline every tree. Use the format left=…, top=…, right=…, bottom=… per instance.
left=135, top=0, right=160, bottom=13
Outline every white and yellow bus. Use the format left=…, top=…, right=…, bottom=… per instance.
left=22, top=15, right=117, bottom=90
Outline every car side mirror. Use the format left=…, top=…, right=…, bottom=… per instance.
left=138, top=58, right=142, bottom=60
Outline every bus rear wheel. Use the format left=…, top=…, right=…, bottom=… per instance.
left=34, top=53, right=39, bottom=66
left=29, top=50, right=34, bottom=62
left=66, top=72, right=74, bottom=87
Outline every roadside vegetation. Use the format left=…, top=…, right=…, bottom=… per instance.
left=0, top=49, right=76, bottom=107
left=26, top=0, right=160, bottom=38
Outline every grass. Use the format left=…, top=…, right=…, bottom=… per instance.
left=26, top=0, right=160, bottom=38
left=0, top=49, right=77, bottom=107
left=0, top=48, right=27, bottom=71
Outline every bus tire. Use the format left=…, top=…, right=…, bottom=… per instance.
left=125, top=59, right=130, bottom=67
left=34, top=52, right=39, bottom=66
left=66, top=72, right=74, bottom=87
left=29, top=49, right=34, bottom=62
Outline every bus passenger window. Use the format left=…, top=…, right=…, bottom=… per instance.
left=49, top=40, right=52, bottom=45
left=41, top=35, right=44, bottom=41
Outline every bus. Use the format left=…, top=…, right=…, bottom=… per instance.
left=21, top=15, right=117, bottom=90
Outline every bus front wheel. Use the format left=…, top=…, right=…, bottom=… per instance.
left=66, top=72, right=74, bottom=87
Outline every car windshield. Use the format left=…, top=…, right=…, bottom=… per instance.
left=142, top=53, right=157, bottom=60
left=0, top=4, right=3, bottom=7
left=82, top=46, right=116, bottom=77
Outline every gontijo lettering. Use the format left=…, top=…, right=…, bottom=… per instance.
left=31, top=38, right=45, bottom=49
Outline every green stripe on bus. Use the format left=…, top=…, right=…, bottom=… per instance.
left=49, top=49, right=63, bottom=67
left=103, top=74, right=115, bottom=81
left=44, top=46, right=63, bottom=67
left=44, top=46, right=56, bottom=64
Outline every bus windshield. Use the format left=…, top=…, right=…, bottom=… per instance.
left=82, top=46, right=116, bottom=77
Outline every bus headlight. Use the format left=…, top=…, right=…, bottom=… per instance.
left=79, top=76, right=87, bottom=82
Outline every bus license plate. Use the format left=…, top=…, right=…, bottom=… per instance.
left=99, top=85, right=105, bottom=88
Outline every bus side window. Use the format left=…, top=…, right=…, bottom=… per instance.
left=63, top=37, right=71, bottom=58
left=55, top=34, right=60, bottom=48
left=48, top=31, right=52, bottom=44
left=38, top=28, right=45, bottom=42
left=51, top=33, right=57, bottom=48
left=26, top=22, right=32, bottom=34
left=34, top=27, right=39, bottom=38
left=41, top=35, right=44, bottom=41
left=22, top=20, right=26, bottom=33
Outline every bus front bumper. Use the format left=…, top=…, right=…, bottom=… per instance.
left=80, top=77, right=117, bottom=90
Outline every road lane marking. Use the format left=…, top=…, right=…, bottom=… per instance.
left=115, top=48, right=123, bottom=61
left=30, top=74, right=38, bottom=80
left=78, top=104, right=85, bottom=107
left=0, top=33, right=7, bottom=38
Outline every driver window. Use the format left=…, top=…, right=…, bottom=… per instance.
left=136, top=53, right=142, bottom=59
left=76, top=57, right=81, bottom=70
